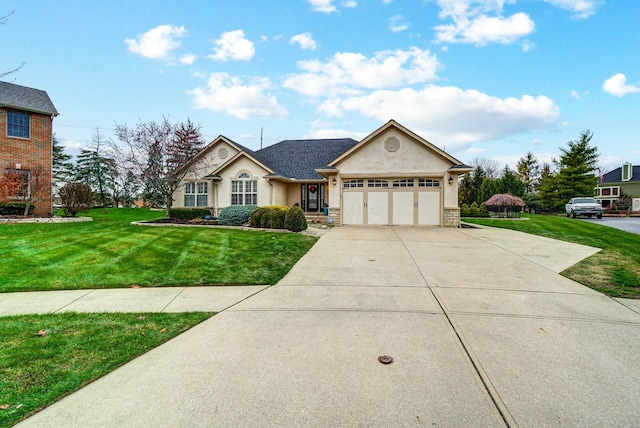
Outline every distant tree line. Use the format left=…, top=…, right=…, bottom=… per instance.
left=459, top=130, right=600, bottom=214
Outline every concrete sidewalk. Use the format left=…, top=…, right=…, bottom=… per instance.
left=16, top=226, right=640, bottom=427
left=0, top=286, right=268, bottom=316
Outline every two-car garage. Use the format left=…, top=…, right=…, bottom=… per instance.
left=341, top=178, right=442, bottom=226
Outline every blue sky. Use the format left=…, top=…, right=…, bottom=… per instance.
left=3, top=0, right=639, bottom=172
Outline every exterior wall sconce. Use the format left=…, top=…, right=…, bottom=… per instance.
left=332, top=177, right=337, bottom=185
left=448, top=175, right=454, bottom=185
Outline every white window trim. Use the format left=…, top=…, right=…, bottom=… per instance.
left=184, top=181, right=208, bottom=207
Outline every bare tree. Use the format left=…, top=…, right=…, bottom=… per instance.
left=113, top=117, right=205, bottom=217
left=0, top=165, right=49, bottom=215
left=1, top=11, right=26, bottom=78
left=470, top=157, right=500, bottom=179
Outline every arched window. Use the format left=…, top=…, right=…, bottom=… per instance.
left=231, top=173, right=257, bottom=205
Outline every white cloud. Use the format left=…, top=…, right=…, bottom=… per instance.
left=435, top=6, right=535, bottom=46
left=570, top=90, right=581, bottom=100
left=188, top=73, right=287, bottom=119
left=290, top=33, right=317, bottom=51
left=209, top=30, right=255, bottom=61
left=125, top=25, right=186, bottom=59
left=343, top=0, right=358, bottom=7
left=309, top=0, right=336, bottom=13
left=283, top=47, right=441, bottom=97
left=602, top=73, right=640, bottom=97
left=389, top=15, right=410, bottom=32
left=542, top=0, right=602, bottom=19
left=317, top=85, right=560, bottom=146
left=180, top=54, right=196, bottom=65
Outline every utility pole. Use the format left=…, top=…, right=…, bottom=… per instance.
left=260, top=127, right=263, bottom=149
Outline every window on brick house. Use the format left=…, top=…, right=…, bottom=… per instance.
left=7, top=111, right=30, bottom=139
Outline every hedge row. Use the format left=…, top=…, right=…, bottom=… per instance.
left=0, top=203, right=35, bottom=215
left=170, top=208, right=212, bottom=220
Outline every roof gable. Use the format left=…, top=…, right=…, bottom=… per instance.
left=329, top=119, right=469, bottom=170
left=0, top=81, right=58, bottom=116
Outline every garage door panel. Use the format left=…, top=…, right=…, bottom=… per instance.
left=367, top=192, right=389, bottom=225
left=392, top=191, right=414, bottom=225
left=418, top=191, right=440, bottom=225
left=343, top=192, right=363, bottom=225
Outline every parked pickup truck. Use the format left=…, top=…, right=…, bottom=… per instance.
left=565, top=197, right=603, bottom=219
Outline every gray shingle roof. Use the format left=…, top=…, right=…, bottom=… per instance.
left=601, top=165, right=640, bottom=183
left=0, top=81, right=59, bottom=116
left=255, top=138, right=359, bottom=180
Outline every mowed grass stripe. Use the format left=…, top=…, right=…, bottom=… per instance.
left=0, top=208, right=318, bottom=292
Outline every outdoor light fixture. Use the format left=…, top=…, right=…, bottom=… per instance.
left=332, top=177, right=337, bottom=185
left=448, top=175, right=454, bottom=185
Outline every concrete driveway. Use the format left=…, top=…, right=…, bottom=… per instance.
left=19, top=226, right=640, bottom=427
left=580, top=216, right=640, bottom=235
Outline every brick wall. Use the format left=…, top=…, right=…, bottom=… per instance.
left=0, top=108, right=53, bottom=216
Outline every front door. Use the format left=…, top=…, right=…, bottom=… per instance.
left=301, top=184, right=324, bottom=213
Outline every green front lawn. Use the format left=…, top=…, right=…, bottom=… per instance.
left=0, top=312, right=213, bottom=427
left=464, top=214, right=640, bottom=298
left=0, top=208, right=318, bottom=292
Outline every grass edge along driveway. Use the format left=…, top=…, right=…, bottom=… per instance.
left=0, top=311, right=214, bottom=427
left=0, top=208, right=318, bottom=292
left=465, top=214, right=640, bottom=298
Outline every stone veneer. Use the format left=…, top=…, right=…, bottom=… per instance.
left=328, top=207, right=341, bottom=227
left=443, top=207, right=460, bottom=228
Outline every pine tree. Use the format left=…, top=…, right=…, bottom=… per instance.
left=555, top=130, right=599, bottom=202
left=516, top=152, right=540, bottom=193
left=497, top=166, right=526, bottom=197
left=75, top=129, right=117, bottom=207
left=52, top=135, right=74, bottom=187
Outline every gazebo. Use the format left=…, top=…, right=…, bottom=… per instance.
left=484, top=193, right=525, bottom=218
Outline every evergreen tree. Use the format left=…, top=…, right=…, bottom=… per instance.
left=497, top=166, right=526, bottom=197
left=538, top=130, right=599, bottom=212
left=52, top=135, right=74, bottom=186
left=516, top=152, right=540, bottom=193
left=75, top=129, right=117, bottom=207
left=555, top=130, right=599, bottom=202
left=478, top=177, right=499, bottom=204
left=538, top=162, right=560, bottom=212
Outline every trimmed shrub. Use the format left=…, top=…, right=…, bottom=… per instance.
left=218, top=205, right=258, bottom=226
left=460, top=203, right=471, bottom=217
left=170, top=208, right=211, bottom=221
left=250, top=207, right=271, bottom=227
left=479, top=202, right=489, bottom=217
left=284, top=205, right=307, bottom=232
left=260, top=209, right=276, bottom=228
left=469, top=201, right=480, bottom=217
left=0, top=203, right=35, bottom=216
left=271, top=210, right=287, bottom=229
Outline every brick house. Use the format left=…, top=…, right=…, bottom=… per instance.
left=0, top=81, right=59, bottom=215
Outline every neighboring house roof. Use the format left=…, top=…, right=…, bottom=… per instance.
left=0, top=81, right=59, bottom=116
left=600, top=165, right=640, bottom=183
left=257, top=138, right=359, bottom=180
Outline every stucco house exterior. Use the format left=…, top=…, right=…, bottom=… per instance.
left=173, top=120, right=472, bottom=227
left=0, top=81, right=58, bottom=215
left=596, top=163, right=640, bottom=211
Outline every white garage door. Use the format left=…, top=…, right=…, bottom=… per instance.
left=342, top=178, right=441, bottom=226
